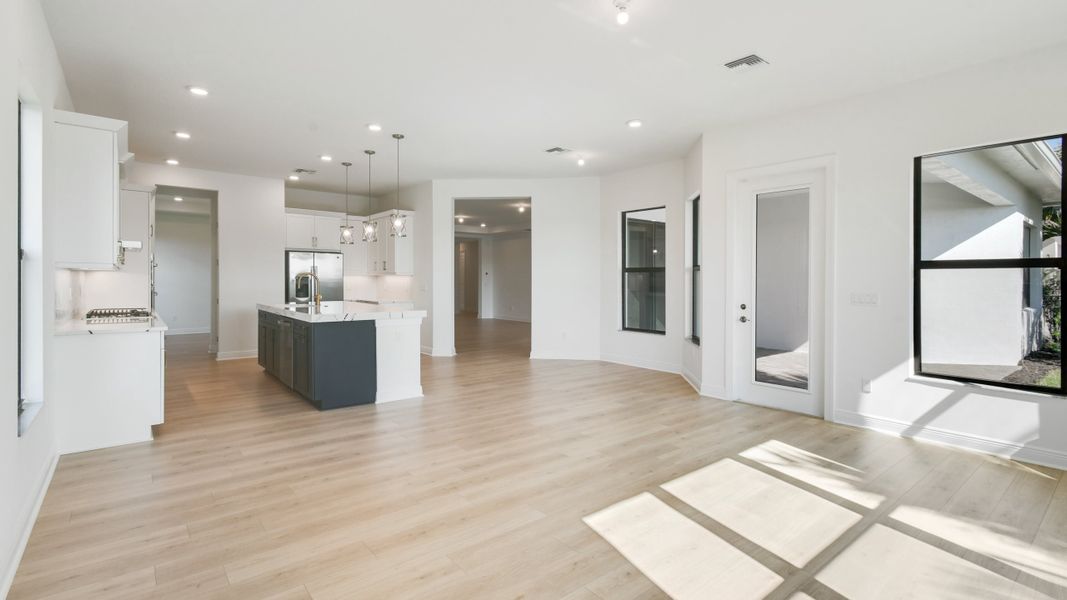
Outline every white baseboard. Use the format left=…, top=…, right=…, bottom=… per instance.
left=216, top=350, right=257, bottom=361
left=2, top=452, right=58, bottom=598
left=700, top=384, right=728, bottom=400
left=377, top=385, right=424, bottom=404
left=600, top=353, right=681, bottom=375
left=421, top=345, right=433, bottom=356
left=834, top=409, right=1067, bottom=471
left=165, top=327, right=210, bottom=336
left=492, top=315, right=531, bottom=323
left=681, top=368, right=702, bottom=394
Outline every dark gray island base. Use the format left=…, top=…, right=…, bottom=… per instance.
left=258, top=309, right=377, bottom=409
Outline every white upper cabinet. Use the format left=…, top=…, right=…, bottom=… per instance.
left=53, top=110, right=131, bottom=270
left=286, top=214, right=315, bottom=249
left=313, top=215, right=342, bottom=251
left=285, top=211, right=344, bottom=251
left=368, top=211, right=414, bottom=275
left=286, top=209, right=413, bottom=276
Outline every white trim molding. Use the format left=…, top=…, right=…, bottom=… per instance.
left=834, top=409, right=1067, bottom=471
left=601, top=354, right=682, bottom=375
left=2, top=453, right=58, bottom=598
left=216, top=350, right=258, bottom=361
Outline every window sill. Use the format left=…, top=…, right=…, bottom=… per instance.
left=620, top=328, right=666, bottom=336
left=18, top=402, right=43, bottom=437
left=907, top=373, right=1065, bottom=398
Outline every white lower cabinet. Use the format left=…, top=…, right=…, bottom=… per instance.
left=54, top=328, right=166, bottom=454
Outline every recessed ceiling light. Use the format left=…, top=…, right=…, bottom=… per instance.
left=187, top=86, right=209, bottom=96
left=166, top=159, right=179, bottom=165
left=614, top=0, right=631, bottom=24
left=320, top=155, right=332, bottom=162
left=288, top=174, right=300, bottom=181
left=173, top=197, right=184, bottom=202
left=457, top=217, right=465, bottom=223
left=627, top=119, right=642, bottom=128
left=480, top=223, right=487, bottom=228
left=518, top=206, right=526, bottom=213
left=367, top=123, right=382, bottom=132
left=577, top=158, right=586, bottom=166
left=174, top=131, right=191, bottom=140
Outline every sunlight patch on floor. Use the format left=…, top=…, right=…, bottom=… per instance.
left=740, top=439, right=885, bottom=509
left=583, top=493, right=782, bottom=600
left=891, top=504, right=1067, bottom=590
left=662, top=458, right=861, bottom=567
left=816, top=524, right=1048, bottom=600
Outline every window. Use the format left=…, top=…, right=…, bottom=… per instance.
left=915, top=134, right=1065, bottom=393
left=622, top=207, right=666, bottom=334
left=691, top=196, right=701, bottom=344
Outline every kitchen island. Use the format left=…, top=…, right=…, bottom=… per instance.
left=257, top=302, right=425, bottom=409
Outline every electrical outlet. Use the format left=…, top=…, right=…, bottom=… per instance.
left=850, top=292, right=879, bottom=306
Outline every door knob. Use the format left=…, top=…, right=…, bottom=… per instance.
left=740, top=303, right=747, bottom=310
left=739, top=316, right=749, bottom=323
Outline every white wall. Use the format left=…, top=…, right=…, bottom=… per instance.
left=600, top=161, right=685, bottom=373
left=490, top=232, right=531, bottom=322
left=155, top=212, right=213, bottom=334
left=429, top=179, right=601, bottom=360
left=285, top=187, right=371, bottom=215
left=698, top=43, right=1067, bottom=467
left=2, top=0, right=73, bottom=593
left=127, top=162, right=285, bottom=358
left=754, top=190, right=810, bottom=352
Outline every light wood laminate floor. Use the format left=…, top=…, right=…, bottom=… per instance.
left=10, top=320, right=1067, bottom=599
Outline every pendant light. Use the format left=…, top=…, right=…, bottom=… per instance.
left=339, top=161, right=355, bottom=245
left=361, top=150, right=378, bottom=243
left=390, top=133, right=408, bottom=238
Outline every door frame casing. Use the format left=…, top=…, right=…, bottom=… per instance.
left=724, top=155, right=838, bottom=419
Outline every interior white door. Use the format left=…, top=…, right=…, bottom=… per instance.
left=732, top=169, right=826, bottom=417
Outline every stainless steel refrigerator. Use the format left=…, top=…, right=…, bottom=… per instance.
left=285, top=251, right=344, bottom=303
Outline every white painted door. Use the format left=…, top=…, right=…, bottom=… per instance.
left=732, top=168, right=827, bottom=417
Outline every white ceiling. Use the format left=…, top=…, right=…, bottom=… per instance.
left=455, top=198, right=531, bottom=234
left=41, top=0, right=1067, bottom=195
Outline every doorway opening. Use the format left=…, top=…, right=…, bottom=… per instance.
left=154, top=185, right=219, bottom=357
left=453, top=198, right=532, bottom=357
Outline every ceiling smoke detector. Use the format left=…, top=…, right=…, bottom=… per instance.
left=724, top=54, right=769, bottom=70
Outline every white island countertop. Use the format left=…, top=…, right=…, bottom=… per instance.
left=257, top=301, right=426, bottom=323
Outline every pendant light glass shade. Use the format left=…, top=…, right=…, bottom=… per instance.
left=390, top=134, right=408, bottom=238
left=362, top=150, right=378, bottom=243
left=339, top=161, right=355, bottom=245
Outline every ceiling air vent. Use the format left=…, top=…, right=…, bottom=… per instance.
left=544, top=147, right=571, bottom=154
left=293, top=168, right=318, bottom=175
left=724, top=54, right=768, bottom=70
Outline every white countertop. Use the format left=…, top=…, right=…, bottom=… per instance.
left=258, top=301, right=426, bottom=323
left=55, top=315, right=169, bottom=336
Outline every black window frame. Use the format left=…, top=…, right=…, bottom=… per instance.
left=913, top=133, right=1066, bottom=395
left=691, top=196, right=701, bottom=345
left=621, top=206, right=667, bottom=335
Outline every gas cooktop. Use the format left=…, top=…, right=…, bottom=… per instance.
left=85, top=307, right=152, bottom=324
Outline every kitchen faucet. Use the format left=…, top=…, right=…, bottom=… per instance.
left=294, top=271, right=322, bottom=306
